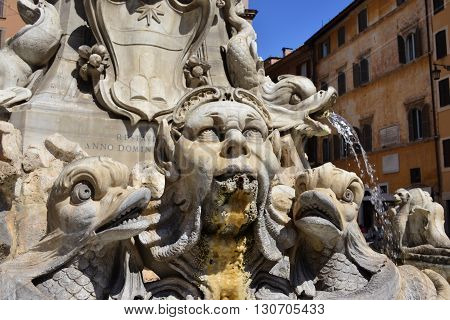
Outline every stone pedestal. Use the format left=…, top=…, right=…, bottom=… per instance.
left=9, top=0, right=157, bottom=168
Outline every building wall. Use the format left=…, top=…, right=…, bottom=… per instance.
left=313, top=0, right=437, bottom=193
left=430, top=0, right=450, bottom=205
left=265, top=0, right=450, bottom=232
left=0, top=0, right=25, bottom=47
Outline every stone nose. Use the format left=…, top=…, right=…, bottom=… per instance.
left=220, top=129, right=250, bottom=158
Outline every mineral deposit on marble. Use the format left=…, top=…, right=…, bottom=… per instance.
left=0, top=0, right=449, bottom=300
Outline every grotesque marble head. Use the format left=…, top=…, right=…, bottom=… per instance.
left=145, top=87, right=296, bottom=262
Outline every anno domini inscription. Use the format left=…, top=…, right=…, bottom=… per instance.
left=84, top=133, right=154, bottom=153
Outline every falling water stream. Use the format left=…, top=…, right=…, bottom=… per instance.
left=327, top=112, right=393, bottom=253
left=328, top=113, right=400, bottom=258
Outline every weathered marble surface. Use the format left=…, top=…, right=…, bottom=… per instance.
left=386, top=188, right=450, bottom=282
left=0, top=0, right=448, bottom=300
left=291, top=164, right=449, bottom=300
left=0, top=1, right=62, bottom=108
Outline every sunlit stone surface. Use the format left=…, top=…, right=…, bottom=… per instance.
left=0, top=0, right=448, bottom=300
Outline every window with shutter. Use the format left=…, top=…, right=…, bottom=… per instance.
left=362, top=124, right=373, bottom=152
left=323, top=138, right=331, bottom=163
left=410, top=168, right=421, bottom=184
left=433, top=0, right=445, bottom=14
left=305, top=137, right=318, bottom=165
left=414, top=27, right=422, bottom=58
left=353, top=127, right=362, bottom=154
left=0, top=29, right=4, bottom=49
left=358, top=9, right=368, bottom=33
left=338, top=27, right=346, bottom=47
left=338, top=71, right=346, bottom=95
left=422, top=104, right=431, bottom=138
left=443, top=139, right=450, bottom=168
left=0, top=1, right=4, bottom=18
left=439, top=78, right=450, bottom=108
left=297, top=61, right=310, bottom=78
left=409, top=108, right=423, bottom=141
left=405, top=33, right=415, bottom=63
left=435, top=30, right=448, bottom=60
left=398, top=35, right=406, bottom=64
left=360, top=58, right=369, bottom=84
left=333, top=135, right=341, bottom=160
left=353, top=63, right=361, bottom=88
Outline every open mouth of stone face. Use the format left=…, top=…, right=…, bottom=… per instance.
left=18, top=1, right=42, bottom=25
left=213, top=173, right=257, bottom=193
left=203, top=173, right=259, bottom=235
left=298, top=205, right=341, bottom=231
left=309, top=89, right=338, bottom=120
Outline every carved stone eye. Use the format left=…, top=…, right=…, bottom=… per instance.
left=290, top=94, right=302, bottom=105
left=343, top=189, right=354, bottom=203
left=198, top=128, right=219, bottom=142
left=71, top=182, right=93, bottom=204
left=243, top=128, right=263, bottom=140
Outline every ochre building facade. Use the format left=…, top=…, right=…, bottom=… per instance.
left=0, top=0, right=25, bottom=47
left=265, top=0, right=449, bottom=232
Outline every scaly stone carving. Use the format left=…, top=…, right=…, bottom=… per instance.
left=291, top=164, right=450, bottom=300
left=139, top=86, right=297, bottom=299
left=0, top=0, right=62, bottom=108
left=0, top=157, right=151, bottom=299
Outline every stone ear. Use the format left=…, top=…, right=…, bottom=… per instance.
left=155, top=119, right=177, bottom=179
left=269, top=129, right=282, bottom=161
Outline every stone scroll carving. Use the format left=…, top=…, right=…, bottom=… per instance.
left=0, top=0, right=62, bottom=109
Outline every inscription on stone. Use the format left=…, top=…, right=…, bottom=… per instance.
left=85, top=134, right=153, bottom=153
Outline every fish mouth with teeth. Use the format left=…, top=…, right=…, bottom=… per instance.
left=95, top=188, right=151, bottom=241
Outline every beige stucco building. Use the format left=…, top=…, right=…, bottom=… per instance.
left=431, top=0, right=450, bottom=223
left=266, top=0, right=449, bottom=233
left=0, top=0, right=25, bottom=47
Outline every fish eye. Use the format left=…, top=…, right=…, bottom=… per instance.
left=343, top=188, right=354, bottom=203
left=290, top=94, right=301, bottom=105
left=71, top=181, right=94, bottom=204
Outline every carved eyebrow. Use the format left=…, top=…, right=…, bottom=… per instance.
left=244, top=112, right=263, bottom=125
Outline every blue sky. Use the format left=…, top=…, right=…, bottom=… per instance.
left=252, top=0, right=353, bottom=59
